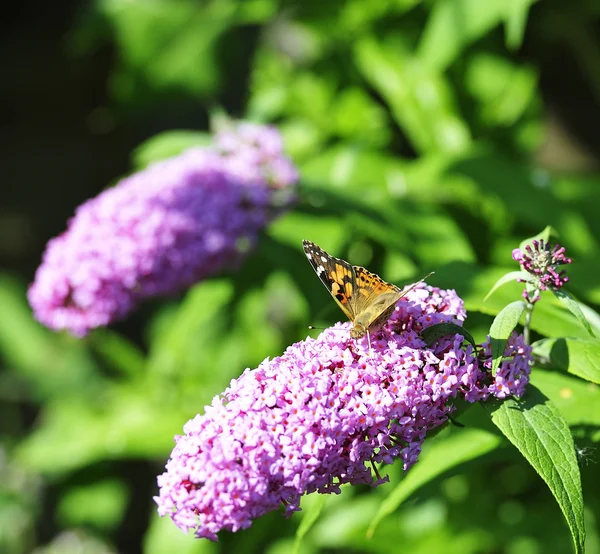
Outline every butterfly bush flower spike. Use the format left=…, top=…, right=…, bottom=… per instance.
left=28, top=122, right=298, bottom=336
left=512, top=239, right=571, bottom=303
left=155, top=285, right=532, bottom=540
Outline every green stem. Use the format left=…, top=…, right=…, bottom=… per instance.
left=523, top=299, right=534, bottom=345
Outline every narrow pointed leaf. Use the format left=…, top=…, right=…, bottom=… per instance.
left=132, top=131, right=212, bottom=168
left=518, top=225, right=558, bottom=250
left=553, top=289, right=595, bottom=338
left=90, top=329, right=145, bottom=378
left=504, top=0, right=537, bottom=49
left=489, top=300, right=526, bottom=373
left=367, top=427, right=502, bottom=538
left=482, top=386, right=585, bottom=554
left=293, top=494, right=327, bottom=554
left=483, top=270, right=530, bottom=301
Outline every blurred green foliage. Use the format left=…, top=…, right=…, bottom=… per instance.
left=3, top=0, right=600, bottom=553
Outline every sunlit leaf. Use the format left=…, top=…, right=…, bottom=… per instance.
left=531, top=370, right=600, bottom=442
left=518, top=225, right=559, bottom=250
left=132, top=131, right=212, bottom=168
left=293, top=495, right=328, bottom=554
left=100, top=0, right=236, bottom=103
left=16, top=390, right=189, bottom=475
left=466, top=53, right=537, bottom=127
left=444, top=264, right=599, bottom=339
left=0, top=275, right=101, bottom=400
left=483, top=270, right=529, bottom=301
left=90, top=329, right=145, bottom=378
left=489, top=300, right=526, bottom=374
left=419, top=0, right=506, bottom=70
left=532, top=337, right=600, bottom=384
left=482, top=386, right=585, bottom=554
left=355, top=37, right=471, bottom=155
left=367, top=426, right=502, bottom=538
left=504, top=0, right=539, bottom=49
left=404, top=209, right=476, bottom=265
left=57, top=479, right=128, bottom=530
left=553, top=289, right=596, bottom=338
left=144, top=513, right=218, bottom=554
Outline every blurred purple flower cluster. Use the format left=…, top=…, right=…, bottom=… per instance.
left=512, top=239, right=571, bottom=302
left=155, top=284, right=531, bottom=540
left=28, top=122, right=298, bottom=336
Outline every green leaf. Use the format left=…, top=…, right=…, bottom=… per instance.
left=450, top=154, right=591, bottom=241
left=567, top=257, right=600, bottom=308
left=465, top=53, right=537, bottom=127
left=482, top=386, right=585, bottom=554
left=354, top=37, right=471, bottom=156
left=0, top=274, right=102, bottom=400
left=519, top=225, right=559, bottom=250
left=531, top=370, right=600, bottom=442
left=419, top=0, right=537, bottom=67
left=577, top=302, right=600, bottom=334
left=234, top=0, right=278, bottom=23
left=489, top=300, right=526, bottom=373
left=57, top=479, right=128, bottom=530
left=504, top=0, right=538, bottom=49
left=293, top=494, right=327, bottom=554
left=132, top=130, right=212, bottom=168
left=100, top=0, right=235, bottom=105
left=421, top=322, right=478, bottom=350
left=483, top=270, right=529, bottom=301
left=16, top=390, right=189, bottom=475
left=299, top=145, right=396, bottom=198
left=532, top=337, right=600, bottom=385
left=331, top=87, right=392, bottom=147
left=89, top=329, right=146, bottom=378
left=146, top=280, right=234, bottom=380
left=436, top=264, right=599, bottom=339
left=553, top=289, right=595, bottom=338
left=404, top=208, right=476, bottom=265
left=144, top=513, right=218, bottom=554
left=418, top=0, right=507, bottom=71
left=367, top=426, right=502, bottom=538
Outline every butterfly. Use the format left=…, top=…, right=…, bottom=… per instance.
left=303, top=240, right=430, bottom=340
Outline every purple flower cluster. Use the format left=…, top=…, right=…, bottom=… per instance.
left=28, top=122, right=298, bottom=336
left=512, top=240, right=571, bottom=302
left=154, top=284, right=531, bottom=540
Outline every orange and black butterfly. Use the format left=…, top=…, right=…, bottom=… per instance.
left=303, top=240, right=431, bottom=339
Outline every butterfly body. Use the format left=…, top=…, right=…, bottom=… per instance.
left=303, top=240, right=404, bottom=339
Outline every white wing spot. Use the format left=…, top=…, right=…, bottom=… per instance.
left=316, top=265, right=325, bottom=274
left=321, top=256, right=328, bottom=263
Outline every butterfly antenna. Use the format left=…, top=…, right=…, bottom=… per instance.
left=402, top=271, right=435, bottom=297
left=367, top=329, right=373, bottom=357
left=308, top=325, right=347, bottom=333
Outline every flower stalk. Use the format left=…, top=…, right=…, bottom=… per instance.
left=512, top=239, right=572, bottom=344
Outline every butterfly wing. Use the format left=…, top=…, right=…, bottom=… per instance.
left=351, top=265, right=402, bottom=332
left=304, top=240, right=432, bottom=339
left=302, top=240, right=357, bottom=322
